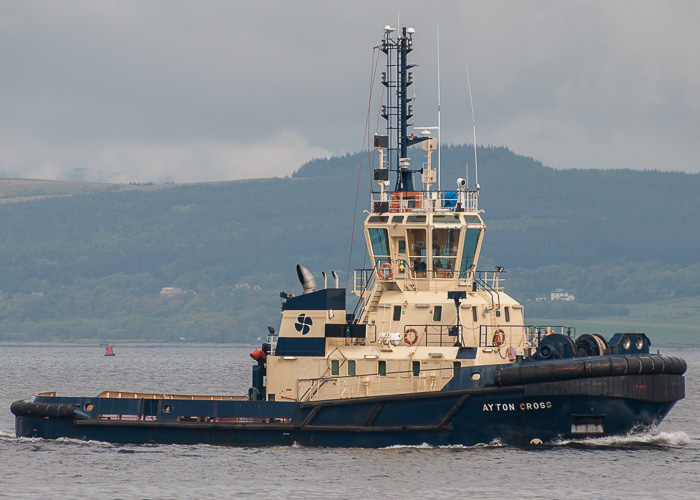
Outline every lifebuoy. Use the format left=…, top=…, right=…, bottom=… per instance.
left=379, top=262, right=393, bottom=279
left=543, top=329, right=556, bottom=336
left=404, top=328, right=418, bottom=345
left=493, top=329, right=505, bottom=347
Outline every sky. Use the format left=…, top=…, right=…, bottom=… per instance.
left=1, top=1, right=699, bottom=183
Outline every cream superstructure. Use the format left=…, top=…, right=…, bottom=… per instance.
left=265, top=138, right=532, bottom=403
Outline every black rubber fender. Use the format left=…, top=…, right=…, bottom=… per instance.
left=494, top=355, right=687, bottom=387
left=10, top=401, right=81, bottom=419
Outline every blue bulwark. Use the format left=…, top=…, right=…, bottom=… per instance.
left=275, top=337, right=326, bottom=357
left=283, top=288, right=346, bottom=311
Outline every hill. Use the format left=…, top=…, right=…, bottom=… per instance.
left=0, top=178, right=170, bottom=203
left=1, top=144, right=699, bottom=342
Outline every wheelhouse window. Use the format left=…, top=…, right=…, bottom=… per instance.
left=407, top=229, right=427, bottom=278
left=459, top=228, right=481, bottom=278
left=433, top=214, right=461, bottom=223
left=406, top=215, right=426, bottom=223
left=368, top=216, right=389, bottom=223
left=368, top=227, right=389, bottom=269
left=432, top=227, right=460, bottom=277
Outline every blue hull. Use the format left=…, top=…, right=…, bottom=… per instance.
left=12, top=370, right=684, bottom=447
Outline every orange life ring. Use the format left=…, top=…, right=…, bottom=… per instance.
left=493, top=329, right=505, bottom=347
left=379, top=262, right=393, bottom=279
left=544, top=329, right=556, bottom=336
left=404, top=328, right=418, bottom=345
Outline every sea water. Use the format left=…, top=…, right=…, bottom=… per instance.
left=0, top=345, right=697, bottom=500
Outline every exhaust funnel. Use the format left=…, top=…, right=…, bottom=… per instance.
left=296, top=264, right=318, bottom=294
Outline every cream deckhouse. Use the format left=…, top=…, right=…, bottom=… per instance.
left=266, top=26, right=528, bottom=403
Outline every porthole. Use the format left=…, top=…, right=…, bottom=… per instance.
left=84, top=402, right=94, bottom=412
left=471, top=372, right=481, bottom=381
left=622, top=335, right=631, bottom=350
left=635, top=336, right=644, bottom=350
left=164, top=405, right=173, bottom=414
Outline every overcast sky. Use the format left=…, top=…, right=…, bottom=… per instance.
left=1, top=1, right=698, bottom=183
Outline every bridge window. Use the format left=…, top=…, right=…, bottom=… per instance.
left=406, top=215, right=426, bottom=223
left=433, top=305, right=442, bottom=322
left=459, top=229, right=481, bottom=277
left=368, top=228, right=389, bottom=268
left=407, top=229, right=426, bottom=278
left=368, top=216, right=389, bottom=223
left=347, top=360, right=356, bottom=377
left=331, top=360, right=339, bottom=376
left=432, top=227, right=460, bottom=276
left=433, top=214, right=461, bottom=223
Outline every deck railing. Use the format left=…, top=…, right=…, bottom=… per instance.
left=370, top=189, right=479, bottom=213
left=479, top=324, right=576, bottom=349
left=400, top=324, right=465, bottom=347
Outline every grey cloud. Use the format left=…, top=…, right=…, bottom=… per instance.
left=1, top=1, right=698, bottom=182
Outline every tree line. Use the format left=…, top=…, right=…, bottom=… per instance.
left=0, top=144, right=698, bottom=341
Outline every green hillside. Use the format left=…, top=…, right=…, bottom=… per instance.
left=1, top=144, right=699, bottom=344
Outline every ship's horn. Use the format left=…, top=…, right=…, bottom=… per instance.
left=321, top=271, right=327, bottom=289
left=332, top=270, right=339, bottom=288
left=296, top=264, right=318, bottom=294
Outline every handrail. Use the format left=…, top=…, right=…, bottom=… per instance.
left=370, top=188, right=479, bottom=213
left=299, top=349, right=348, bottom=402
left=297, top=365, right=459, bottom=402
left=352, top=268, right=374, bottom=319
left=474, top=271, right=502, bottom=310
left=479, top=324, right=576, bottom=348
left=402, top=324, right=464, bottom=347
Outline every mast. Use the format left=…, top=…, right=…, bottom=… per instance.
left=380, top=26, right=428, bottom=192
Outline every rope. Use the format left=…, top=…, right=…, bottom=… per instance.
left=346, top=48, right=382, bottom=288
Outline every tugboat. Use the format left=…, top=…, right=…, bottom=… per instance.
left=11, top=25, right=686, bottom=447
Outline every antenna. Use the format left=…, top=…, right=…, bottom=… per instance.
left=437, top=22, right=442, bottom=193
left=465, top=60, right=479, bottom=190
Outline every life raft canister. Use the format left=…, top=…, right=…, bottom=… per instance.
left=404, top=328, right=418, bottom=345
left=250, top=349, right=266, bottom=361
left=493, top=329, right=505, bottom=347
left=379, top=262, right=393, bottom=279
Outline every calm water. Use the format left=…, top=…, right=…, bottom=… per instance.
left=1, top=345, right=698, bottom=500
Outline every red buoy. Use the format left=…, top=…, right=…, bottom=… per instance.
left=104, top=345, right=115, bottom=356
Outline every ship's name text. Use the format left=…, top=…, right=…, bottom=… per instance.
left=482, top=401, right=552, bottom=412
